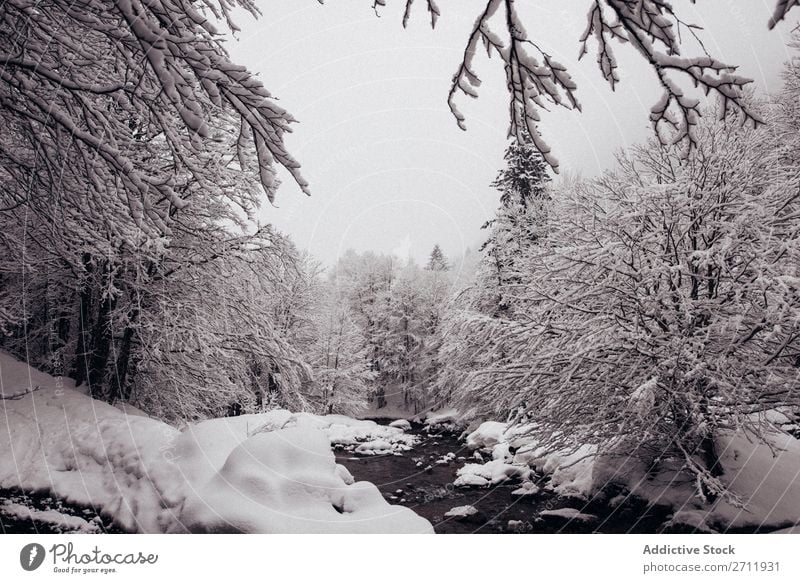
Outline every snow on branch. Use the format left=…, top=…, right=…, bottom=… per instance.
left=0, top=0, right=307, bottom=237
left=770, top=0, right=800, bottom=28
left=394, top=0, right=798, bottom=171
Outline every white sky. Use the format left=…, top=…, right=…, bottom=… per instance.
left=226, top=1, right=797, bottom=266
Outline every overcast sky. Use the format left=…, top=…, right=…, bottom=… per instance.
left=227, top=1, right=796, bottom=266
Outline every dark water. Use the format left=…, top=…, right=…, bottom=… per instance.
left=336, top=423, right=676, bottom=534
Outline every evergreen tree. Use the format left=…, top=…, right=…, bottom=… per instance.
left=491, top=131, right=552, bottom=210
left=426, top=244, right=450, bottom=271
left=476, top=131, right=551, bottom=315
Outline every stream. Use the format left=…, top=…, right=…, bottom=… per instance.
left=0, top=421, right=698, bottom=534
left=336, top=421, right=674, bottom=534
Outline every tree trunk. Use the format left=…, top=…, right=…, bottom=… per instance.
left=71, top=253, right=94, bottom=387
left=87, top=262, right=118, bottom=400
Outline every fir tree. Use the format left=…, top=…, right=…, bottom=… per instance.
left=477, top=130, right=552, bottom=315
left=426, top=244, right=450, bottom=271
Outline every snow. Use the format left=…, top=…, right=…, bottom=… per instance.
left=593, top=413, right=800, bottom=531
left=0, top=351, right=432, bottom=533
left=335, top=463, right=355, bottom=485
left=355, top=439, right=395, bottom=455
left=707, top=425, right=800, bottom=529
left=0, top=501, right=101, bottom=533
left=629, top=377, right=657, bottom=418
left=460, top=411, right=800, bottom=528
left=539, top=508, right=597, bottom=522
left=421, top=408, right=464, bottom=432
left=280, top=413, right=417, bottom=453
left=465, top=421, right=508, bottom=449
left=454, top=460, right=531, bottom=486
left=458, top=420, right=596, bottom=497
left=113, top=402, right=151, bottom=418
left=534, top=444, right=597, bottom=498
left=452, top=473, right=490, bottom=488
left=444, top=505, right=479, bottom=518
left=176, top=427, right=429, bottom=533
left=511, top=481, right=540, bottom=497
left=389, top=419, right=412, bottom=431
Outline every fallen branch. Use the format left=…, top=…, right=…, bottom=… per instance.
left=0, top=386, right=42, bottom=400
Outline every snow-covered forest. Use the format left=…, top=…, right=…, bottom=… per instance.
left=2, top=0, right=800, bottom=535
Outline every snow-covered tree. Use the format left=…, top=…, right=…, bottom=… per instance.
left=426, top=244, right=450, bottom=271
left=474, top=131, right=551, bottom=316
left=0, top=0, right=306, bottom=232
left=0, top=102, right=314, bottom=420
left=128, top=230, right=314, bottom=422
left=297, top=275, right=376, bottom=416
left=0, top=0, right=318, bottom=418
left=326, top=250, right=453, bottom=413
left=441, top=98, right=800, bottom=501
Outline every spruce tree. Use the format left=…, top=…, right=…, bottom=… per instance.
left=426, top=244, right=450, bottom=271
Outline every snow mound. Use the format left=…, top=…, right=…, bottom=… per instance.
left=389, top=419, right=412, bottom=431
left=454, top=460, right=531, bottom=486
left=465, top=421, right=508, bottom=449
left=444, top=505, right=478, bottom=518
left=177, top=427, right=430, bottom=533
left=452, top=473, right=489, bottom=488
left=511, top=481, right=540, bottom=497
left=592, top=412, right=800, bottom=530
left=534, top=444, right=597, bottom=498
left=707, top=425, right=800, bottom=529
left=422, top=408, right=464, bottom=432
left=0, top=351, right=432, bottom=533
left=539, top=508, right=597, bottom=522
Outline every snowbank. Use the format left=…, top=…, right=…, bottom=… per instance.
left=707, top=426, right=800, bottom=529
left=465, top=421, right=507, bottom=449
left=444, top=505, right=479, bottom=518
left=389, top=419, right=412, bottom=431
left=0, top=351, right=432, bottom=533
left=592, top=415, right=800, bottom=531
left=532, top=444, right=597, bottom=498
left=177, top=427, right=428, bottom=533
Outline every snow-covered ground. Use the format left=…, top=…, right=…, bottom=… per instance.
left=0, top=351, right=432, bottom=533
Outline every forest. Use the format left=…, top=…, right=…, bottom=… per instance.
left=1, top=0, right=800, bottom=535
